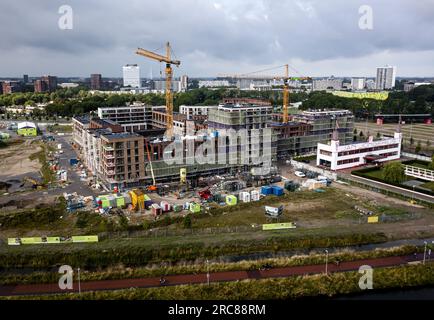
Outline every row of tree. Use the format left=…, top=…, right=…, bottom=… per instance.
left=1, top=85, right=433, bottom=118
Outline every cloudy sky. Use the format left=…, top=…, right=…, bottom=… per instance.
left=1, top=0, right=434, bottom=78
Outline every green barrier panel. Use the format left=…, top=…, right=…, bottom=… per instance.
left=72, top=235, right=99, bottom=243
left=262, top=223, right=296, bottom=230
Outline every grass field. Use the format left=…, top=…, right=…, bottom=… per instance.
left=355, top=122, right=434, bottom=153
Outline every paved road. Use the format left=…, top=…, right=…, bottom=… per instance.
left=0, top=254, right=423, bottom=297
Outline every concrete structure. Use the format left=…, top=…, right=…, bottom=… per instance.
left=313, top=77, right=343, bottom=91
left=97, top=103, right=153, bottom=132
left=316, top=123, right=402, bottom=171
left=152, top=79, right=181, bottom=92
left=272, top=110, right=354, bottom=158
left=376, top=66, right=396, bottom=90
left=403, top=82, right=432, bottom=92
left=17, top=122, right=37, bottom=136
left=91, top=74, right=102, bottom=90
left=179, top=105, right=217, bottom=119
left=123, top=64, right=140, bottom=88
left=180, top=75, right=188, bottom=91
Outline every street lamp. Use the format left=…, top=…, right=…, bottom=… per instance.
left=325, top=249, right=329, bottom=275
left=206, top=259, right=210, bottom=286
left=423, top=241, right=428, bottom=265
left=77, top=267, right=81, bottom=294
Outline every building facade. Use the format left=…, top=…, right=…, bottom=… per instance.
left=90, top=74, right=102, bottom=90
left=97, top=103, right=153, bottom=132
left=123, top=64, right=141, bottom=88
left=317, top=129, right=402, bottom=171
left=376, top=66, right=396, bottom=90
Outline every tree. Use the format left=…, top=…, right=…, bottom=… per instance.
left=410, top=137, right=414, bottom=146
left=376, top=132, right=381, bottom=139
left=430, top=155, right=434, bottom=170
left=426, top=140, right=431, bottom=149
left=383, top=162, right=405, bottom=184
left=415, top=141, right=422, bottom=154
left=359, top=131, right=364, bottom=138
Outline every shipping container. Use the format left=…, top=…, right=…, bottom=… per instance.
left=261, top=186, right=272, bottom=195
left=160, top=201, right=171, bottom=212
left=272, top=186, right=284, bottom=196
left=151, top=203, right=162, bottom=216
left=226, top=195, right=237, bottom=206
left=250, top=190, right=260, bottom=201
left=239, top=191, right=251, bottom=203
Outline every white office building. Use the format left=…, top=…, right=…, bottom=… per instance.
left=199, top=80, right=230, bottom=88
left=317, top=124, right=402, bottom=171
left=313, top=77, right=343, bottom=91
left=123, top=64, right=141, bottom=88
left=376, top=66, right=396, bottom=90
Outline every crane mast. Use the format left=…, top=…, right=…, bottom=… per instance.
left=136, top=42, right=181, bottom=138
left=283, top=64, right=289, bottom=123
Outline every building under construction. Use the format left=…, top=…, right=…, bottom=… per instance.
left=73, top=102, right=354, bottom=191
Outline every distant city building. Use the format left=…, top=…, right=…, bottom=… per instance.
left=375, top=66, right=396, bottom=90
left=91, top=74, right=103, bottom=90
left=59, top=83, right=79, bottom=88
left=123, top=64, right=141, bottom=88
left=180, top=75, right=188, bottom=91
left=23, top=74, right=29, bottom=84
left=312, top=76, right=343, bottom=91
left=365, top=79, right=376, bottom=90
left=351, top=78, right=365, bottom=90
left=199, top=80, right=230, bottom=88
left=34, top=75, right=58, bottom=93
left=2, top=81, right=22, bottom=94
left=179, top=105, right=218, bottom=120
left=403, top=81, right=432, bottom=92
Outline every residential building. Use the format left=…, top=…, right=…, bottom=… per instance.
left=34, top=75, right=57, bottom=92
left=23, top=74, right=29, bottom=84
left=123, top=64, right=140, bottom=88
left=403, top=81, right=432, bottom=92
left=2, top=81, right=22, bottom=94
left=91, top=74, right=102, bottom=90
left=376, top=66, right=396, bottom=90
left=151, top=79, right=181, bottom=92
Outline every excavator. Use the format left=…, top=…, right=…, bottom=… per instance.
left=22, top=176, right=43, bottom=189
left=144, top=139, right=158, bottom=192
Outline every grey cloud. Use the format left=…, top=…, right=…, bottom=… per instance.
left=0, top=0, right=434, bottom=77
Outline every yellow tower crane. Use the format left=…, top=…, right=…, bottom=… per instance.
left=136, top=42, right=181, bottom=137
left=218, top=64, right=310, bottom=124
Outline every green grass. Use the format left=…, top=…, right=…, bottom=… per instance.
left=46, top=124, right=73, bottom=133
left=421, top=181, right=434, bottom=192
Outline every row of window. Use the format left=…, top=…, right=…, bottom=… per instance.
left=337, top=157, right=360, bottom=165
left=338, top=144, right=399, bottom=156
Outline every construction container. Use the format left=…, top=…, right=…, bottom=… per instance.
left=261, top=186, right=272, bottom=195
left=115, top=195, right=125, bottom=208
left=239, top=191, right=251, bottom=203
left=272, top=186, right=284, bottom=196
left=144, top=194, right=153, bottom=209
left=226, top=195, right=237, bottom=206
left=160, top=201, right=171, bottom=212
left=250, top=190, right=260, bottom=201
left=122, top=193, right=132, bottom=205
left=129, top=189, right=145, bottom=210
left=189, top=202, right=201, bottom=213
left=69, top=158, right=79, bottom=166
left=151, top=203, right=162, bottom=216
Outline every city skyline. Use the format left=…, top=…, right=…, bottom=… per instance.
left=1, top=0, right=434, bottom=78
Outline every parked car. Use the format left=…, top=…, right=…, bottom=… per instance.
left=294, top=171, right=306, bottom=178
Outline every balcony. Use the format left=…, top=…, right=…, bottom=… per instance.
left=103, top=145, right=114, bottom=151
left=104, top=153, right=115, bottom=160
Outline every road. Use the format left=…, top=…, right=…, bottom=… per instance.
left=0, top=254, right=424, bottom=297
left=340, top=173, right=434, bottom=204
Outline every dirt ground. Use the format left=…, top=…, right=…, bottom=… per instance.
left=0, top=139, right=42, bottom=180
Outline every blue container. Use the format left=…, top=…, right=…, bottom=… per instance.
left=69, top=158, right=79, bottom=166
left=272, top=186, right=284, bottom=196
left=144, top=200, right=153, bottom=209
left=261, top=186, right=272, bottom=195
